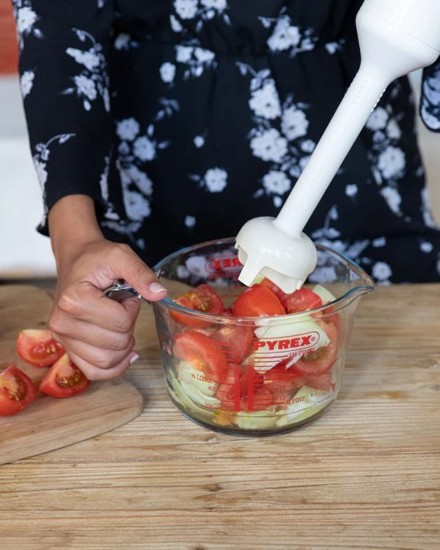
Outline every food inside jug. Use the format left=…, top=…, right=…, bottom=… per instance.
left=152, top=238, right=375, bottom=435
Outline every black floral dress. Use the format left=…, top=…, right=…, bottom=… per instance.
left=12, top=0, right=440, bottom=283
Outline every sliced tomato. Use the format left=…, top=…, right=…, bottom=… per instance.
left=16, top=329, right=65, bottom=368
left=263, top=358, right=306, bottom=404
left=217, top=364, right=276, bottom=412
left=216, top=363, right=243, bottom=412
left=39, top=353, right=91, bottom=398
left=171, top=284, right=226, bottom=328
left=210, top=324, right=254, bottom=363
left=0, top=365, right=37, bottom=416
left=173, top=330, right=228, bottom=383
left=231, top=284, right=285, bottom=318
left=303, top=372, right=335, bottom=392
left=280, top=287, right=323, bottom=314
left=294, top=322, right=338, bottom=376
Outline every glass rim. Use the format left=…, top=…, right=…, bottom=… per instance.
left=152, top=236, right=376, bottom=322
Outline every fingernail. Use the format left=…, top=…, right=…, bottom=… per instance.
left=129, top=352, right=139, bottom=365
left=149, top=282, right=167, bottom=294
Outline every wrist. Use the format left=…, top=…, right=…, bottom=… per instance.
left=48, top=195, right=104, bottom=265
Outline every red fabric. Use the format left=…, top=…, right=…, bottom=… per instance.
left=0, top=0, right=19, bottom=74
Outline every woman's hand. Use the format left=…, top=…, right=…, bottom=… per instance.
left=47, top=195, right=166, bottom=380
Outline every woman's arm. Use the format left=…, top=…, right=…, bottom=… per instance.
left=46, top=195, right=166, bottom=381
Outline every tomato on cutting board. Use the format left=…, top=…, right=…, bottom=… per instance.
left=16, top=329, right=65, bottom=368
left=231, top=284, right=285, bottom=317
left=171, top=284, right=225, bottom=328
left=173, top=330, right=228, bottom=383
left=39, top=353, right=91, bottom=398
left=0, top=365, right=37, bottom=416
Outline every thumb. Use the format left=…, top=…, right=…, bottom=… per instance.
left=108, top=248, right=167, bottom=303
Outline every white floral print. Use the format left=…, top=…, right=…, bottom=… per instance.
left=133, top=136, right=156, bottom=162
left=160, top=62, right=177, bottom=84
left=173, top=0, right=231, bottom=30
left=176, top=45, right=216, bottom=79
left=380, top=186, right=402, bottom=215
left=372, top=261, right=392, bottom=282
left=377, top=146, right=406, bottom=180
left=345, top=184, right=358, bottom=198
left=63, top=29, right=110, bottom=112
left=73, top=75, right=97, bottom=104
left=421, top=63, right=440, bottom=130
left=281, top=106, right=309, bottom=141
left=185, top=215, right=196, bottom=228
left=114, top=33, right=140, bottom=51
left=250, top=129, right=288, bottom=163
left=366, top=107, right=388, bottom=131
left=262, top=171, right=291, bottom=195
left=32, top=133, right=75, bottom=224
left=13, top=0, right=43, bottom=47
left=13, top=0, right=440, bottom=284
left=20, top=70, right=35, bottom=98
left=116, top=118, right=140, bottom=142
left=193, top=135, right=205, bottom=148
left=267, top=18, right=301, bottom=52
left=174, top=0, right=198, bottom=20
left=16, top=6, right=37, bottom=33
left=249, top=81, right=281, bottom=120
left=265, top=10, right=316, bottom=55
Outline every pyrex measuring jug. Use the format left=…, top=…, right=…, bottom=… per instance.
left=150, top=238, right=375, bottom=436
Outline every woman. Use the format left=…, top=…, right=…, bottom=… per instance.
left=12, top=0, right=440, bottom=380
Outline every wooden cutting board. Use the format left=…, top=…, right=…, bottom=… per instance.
left=0, top=285, right=144, bottom=465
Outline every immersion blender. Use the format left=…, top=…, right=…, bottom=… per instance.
left=235, top=0, right=440, bottom=293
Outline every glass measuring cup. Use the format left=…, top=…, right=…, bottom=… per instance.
left=151, top=237, right=375, bottom=436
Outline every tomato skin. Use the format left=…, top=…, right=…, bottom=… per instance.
left=302, top=372, right=335, bottom=392
left=173, top=330, right=228, bottom=383
left=0, top=365, right=37, bottom=416
left=171, top=284, right=226, bottom=328
left=16, top=329, right=65, bottom=368
left=39, top=353, right=91, bottom=398
left=294, top=322, right=338, bottom=376
left=280, top=287, right=323, bottom=314
left=216, top=364, right=276, bottom=412
left=262, top=358, right=306, bottom=404
left=261, top=280, right=324, bottom=314
left=231, top=284, right=285, bottom=318
left=210, top=324, right=254, bottom=363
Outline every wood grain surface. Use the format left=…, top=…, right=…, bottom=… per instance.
left=0, top=283, right=439, bottom=549
left=0, top=286, right=144, bottom=465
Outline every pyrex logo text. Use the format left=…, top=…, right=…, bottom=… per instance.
left=253, top=332, right=319, bottom=352
left=206, top=256, right=242, bottom=273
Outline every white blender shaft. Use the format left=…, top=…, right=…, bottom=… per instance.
left=236, top=0, right=440, bottom=293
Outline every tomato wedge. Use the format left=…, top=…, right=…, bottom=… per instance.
left=217, top=364, right=276, bottom=412
left=262, top=358, right=306, bottom=404
left=210, top=324, right=254, bottom=363
left=39, top=353, right=91, bottom=398
left=0, top=365, right=37, bottom=416
left=173, top=330, right=228, bottom=383
left=231, top=284, right=285, bottom=317
left=171, top=284, right=225, bottom=328
left=294, top=322, right=338, bottom=375
left=280, top=287, right=323, bottom=314
left=16, top=329, right=65, bottom=368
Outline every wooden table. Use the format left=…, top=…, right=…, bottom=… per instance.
left=1, top=283, right=439, bottom=549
